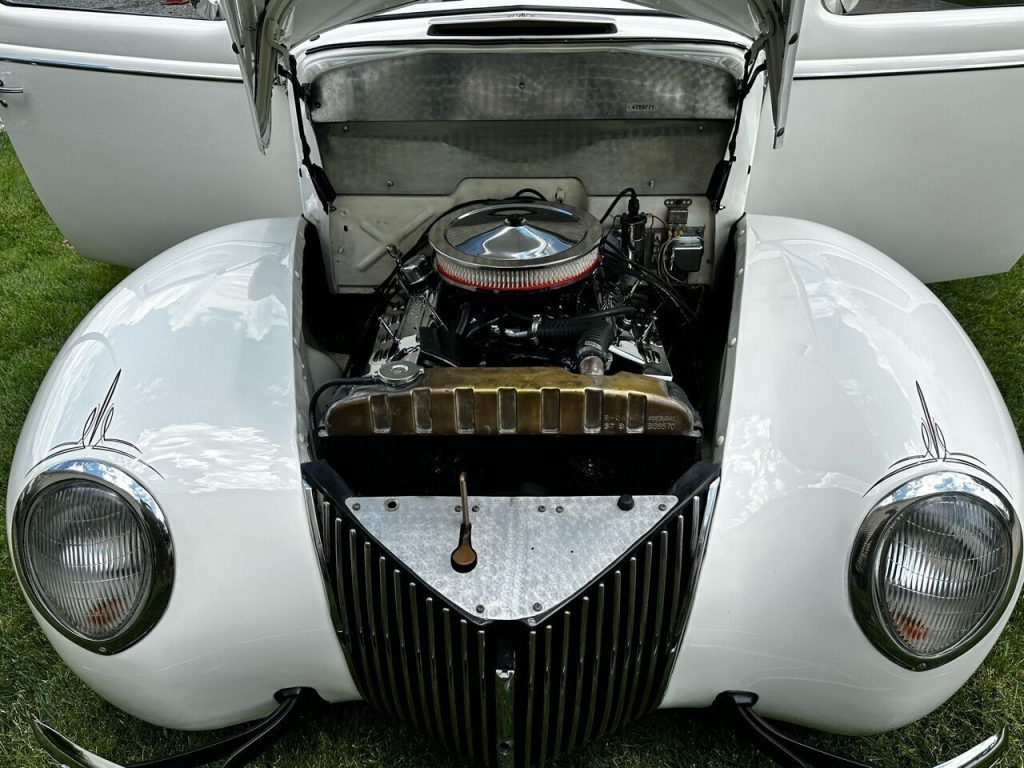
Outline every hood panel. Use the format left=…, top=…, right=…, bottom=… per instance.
left=222, top=0, right=801, bottom=152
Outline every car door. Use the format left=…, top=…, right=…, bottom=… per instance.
left=747, top=0, right=1024, bottom=282
left=0, top=2, right=301, bottom=267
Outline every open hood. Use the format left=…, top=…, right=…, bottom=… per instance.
left=221, top=0, right=803, bottom=151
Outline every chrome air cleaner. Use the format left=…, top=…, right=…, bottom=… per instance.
left=429, top=201, right=602, bottom=291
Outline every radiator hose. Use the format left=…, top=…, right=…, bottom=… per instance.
left=535, top=310, right=626, bottom=375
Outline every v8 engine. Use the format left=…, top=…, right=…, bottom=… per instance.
left=313, top=195, right=708, bottom=496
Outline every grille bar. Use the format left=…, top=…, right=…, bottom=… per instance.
left=308, top=461, right=718, bottom=767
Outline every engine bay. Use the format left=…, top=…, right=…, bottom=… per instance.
left=307, top=189, right=725, bottom=496
left=300, top=44, right=744, bottom=495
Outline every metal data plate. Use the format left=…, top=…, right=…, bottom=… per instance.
left=347, top=494, right=678, bottom=620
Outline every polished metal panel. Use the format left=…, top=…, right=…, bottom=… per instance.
left=323, top=367, right=701, bottom=438
left=314, top=119, right=731, bottom=196
left=308, top=49, right=737, bottom=124
left=313, top=461, right=717, bottom=766
left=11, top=460, right=173, bottom=655
left=850, top=472, right=1022, bottom=671
left=347, top=494, right=676, bottom=620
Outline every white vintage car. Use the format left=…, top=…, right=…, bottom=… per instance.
left=3, top=0, right=1024, bottom=766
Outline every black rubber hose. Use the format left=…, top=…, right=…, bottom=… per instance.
left=532, top=307, right=635, bottom=344
left=575, top=317, right=616, bottom=366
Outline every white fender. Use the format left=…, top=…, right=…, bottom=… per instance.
left=661, top=214, right=1024, bottom=734
left=5, top=218, right=358, bottom=730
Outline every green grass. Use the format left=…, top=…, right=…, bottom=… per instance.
left=2, top=129, right=1024, bottom=767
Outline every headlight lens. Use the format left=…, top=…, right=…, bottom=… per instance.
left=13, top=461, right=172, bottom=654
left=851, top=473, right=1021, bottom=670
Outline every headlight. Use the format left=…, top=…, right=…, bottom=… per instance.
left=850, top=472, right=1021, bottom=670
left=12, top=460, right=173, bottom=654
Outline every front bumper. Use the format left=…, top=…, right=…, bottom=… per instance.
left=717, top=691, right=1008, bottom=768
left=32, top=695, right=1009, bottom=768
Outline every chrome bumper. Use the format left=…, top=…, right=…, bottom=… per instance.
left=32, top=714, right=1008, bottom=768
left=33, top=687, right=316, bottom=768
left=718, top=691, right=1008, bottom=768
left=935, top=729, right=1007, bottom=768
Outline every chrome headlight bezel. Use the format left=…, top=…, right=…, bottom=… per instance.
left=12, top=459, right=173, bottom=655
left=850, top=472, right=1021, bottom=671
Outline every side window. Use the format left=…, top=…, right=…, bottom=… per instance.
left=824, top=0, right=1023, bottom=13
left=0, top=0, right=217, bottom=19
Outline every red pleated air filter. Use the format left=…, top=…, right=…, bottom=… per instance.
left=429, top=201, right=603, bottom=292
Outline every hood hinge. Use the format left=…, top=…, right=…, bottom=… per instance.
left=281, top=58, right=336, bottom=213
left=705, top=51, right=767, bottom=213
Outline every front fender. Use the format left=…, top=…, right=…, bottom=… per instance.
left=661, top=214, right=1024, bottom=733
left=5, top=218, right=358, bottom=729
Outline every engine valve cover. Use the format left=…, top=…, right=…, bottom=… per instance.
left=321, top=367, right=701, bottom=437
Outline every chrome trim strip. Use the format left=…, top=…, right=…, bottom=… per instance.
left=459, top=619, right=474, bottom=760
left=524, top=630, right=537, bottom=758
left=303, top=484, right=345, bottom=637
left=12, top=459, right=174, bottom=656
left=538, top=624, right=553, bottom=765
left=654, top=476, right=721, bottom=708
left=347, top=528, right=377, bottom=707
left=850, top=472, right=1022, bottom=671
left=583, top=583, right=605, bottom=742
left=494, top=668, right=516, bottom=767
left=566, top=595, right=588, bottom=750
left=677, top=478, right=720, bottom=643
left=0, top=53, right=243, bottom=82
left=795, top=60, right=1024, bottom=80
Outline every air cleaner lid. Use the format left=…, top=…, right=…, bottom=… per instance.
left=429, top=202, right=602, bottom=271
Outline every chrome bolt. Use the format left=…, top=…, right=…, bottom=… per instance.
left=475, top=604, right=485, bottom=614
left=532, top=602, right=543, bottom=611
left=555, top=506, right=564, bottom=514
left=352, top=502, right=361, bottom=511
left=538, top=505, right=546, bottom=513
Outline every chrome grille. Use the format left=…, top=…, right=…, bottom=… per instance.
left=304, top=461, right=717, bottom=766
